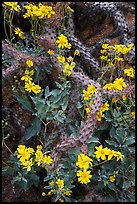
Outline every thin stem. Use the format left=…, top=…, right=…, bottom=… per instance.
left=4, top=8, right=9, bottom=40
left=91, top=157, right=115, bottom=168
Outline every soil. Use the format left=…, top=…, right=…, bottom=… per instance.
left=2, top=2, right=135, bottom=202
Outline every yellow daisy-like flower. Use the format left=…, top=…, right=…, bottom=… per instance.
left=106, top=149, right=115, bottom=160
left=76, top=153, right=93, bottom=170
left=109, top=175, right=116, bottom=183
left=100, top=103, right=109, bottom=112
left=49, top=180, right=54, bottom=186
left=22, top=158, right=33, bottom=172
left=56, top=34, right=72, bottom=49
left=112, top=97, right=118, bottom=103
left=113, top=78, right=127, bottom=91
left=114, top=151, right=123, bottom=161
left=4, top=2, right=20, bottom=12
left=124, top=68, right=135, bottom=78
left=21, top=75, right=33, bottom=82
left=131, top=111, right=135, bottom=119
left=100, top=56, right=108, bottom=60
left=94, top=145, right=109, bottom=160
left=102, top=44, right=109, bottom=49
left=14, top=27, right=25, bottom=39
left=122, top=95, right=127, bottom=101
left=57, top=55, right=65, bottom=63
left=74, top=49, right=80, bottom=56
left=77, top=169, right=92, bottom=184
left=42, top=155, right=53, bottom=165
left=47, top=49, right=54, bottom=55
left=42, top=192, right=46, bottom=196
left=56, top=179, right=64, bottom=190
left=103, top=83, right=114, bottom=90
left=96, top=110, right=104, bottom=121
left=26, top=59, right=33, bottom=68
left=24, top=69, right=29, bottom=75
left=32, top=84, right=41, bottom=94
left=25, top=81, right=35, bottom=92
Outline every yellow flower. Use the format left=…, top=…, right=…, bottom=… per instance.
left=56, top=179, right=64, bottom=189
left=102, top=44, right=109, bottom=49
left=109, top=175, right=116, bottom=183
left=131, top=111, right=135, bottom=119
left=100, top=56, right=108, bottom=60
left=42, top=192, right=46, bottom=196
left=74, top=49, right=80, bottom=56
left=42, top=155, right=53, bottom=165
left=25, top=81, right=35, bottom=92
left=106, top=149, right=115, bottom=160
left=35, top=149, right=43, bottom=166
left=64, top=189, right=71, bottom=196
left=47, top=49, right=54, bottom=55
left=87, top=83, right=97, bottom=95
left=26, top=59, right=33, bottom=68
left=96, top=110, right=104, bottom=121
left=83, top=90, right=91, bottom=101
left=113, top=78, right=127, bottom=91
left=67, top=56, right=73, bottom=63
left=4, top=2, right=20, bottom=12
left=112, top=97, right=118, bottom=103
left=77, top=169, right=92, bottom=184
left=24, top=69, right=29, bottom=75
left=114, top=57, right=124, bottom=62
left=14, top=27, right=25, bottom=39
left=21, top=75, right=33, bottom=82
left=57, top=55, right=65, bottom=63
left=27, top=147, right=35, bottom=154
left=49, top=180, right=54, bottom=186
left=124, top=68, right=135, bottom=78
left=122, top=95, right=127, bottom=101
left=103, top=83, right=114, bottom=90
left=100, top=49, right=106, bottom=54
left=100, top=103, right=109, bottom=112
left=114, top=151, right=123, bottom=161
left=94, top=145, right=109, bottom=160
left=85, top=107, right=91, bottom=117
left=37, top=145, right=43, bottom=150
left=76, top=153, right=93, bottom=170
left=63, top=62, right=75, bottom=76
left=56, top=34, right=72, bottom=49
left=32, top=85, right=41, bottom=94
left=22, top=158, right=33, bottom=171
left=29, top=70, right=35, bottom=76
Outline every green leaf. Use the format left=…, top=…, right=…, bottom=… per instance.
left=15, top=95, right=33, bottom=112
left=115, top=127, right=125, bottom=144
left=77, top=101, right=83, bottom=109
left=105, top=140, right=118, bottom=147
left=44, top=174, right=54, bottom=182
left=24, top=117, right=41, bottom=140
left=108, top=182, right=116, bottom=192
left=29, top=174, right=39, bottom=187
left=109, top=126, right=116, bottom=137
left=98, top=122, right=109, bottom=130
left=87, top=136, right=99, bottom=143
left=44, top=185, right=53, bottom=190
left=44, top=86, right=51, bottom=99
left=124, top=137, right=135, bottom=146
left=61, top=98, right=68, bottom=111
left=50, top=89, right=60, bottom=97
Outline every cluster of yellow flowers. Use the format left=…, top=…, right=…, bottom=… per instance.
left=14, top=27, right=25, bottom=39
left=83, top=83, right=97, bottom=101
left=96, top=102, right=109, bottom=121
left=56, top=34, right=72, bottom=49
left=21, top=60, right=41, bottom=94
left=103, top=77, right=127, bottom=91
left=42, top=178, right=71, bottom=201
left=76, top=153, right=93, bottom=184
left=124, top=68, right=135, bottom=78
left=23, top=3, right=55, bottom=19
left=94, top=144, right=123, bottom=161
left=16, top=145, right=53, bottom=172
left=100, top=43, right=134, bottom=64
left=4, top=2, right=20, bottom=12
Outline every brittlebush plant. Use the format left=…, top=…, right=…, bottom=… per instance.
left=2, top=2, right=135, bottom=202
